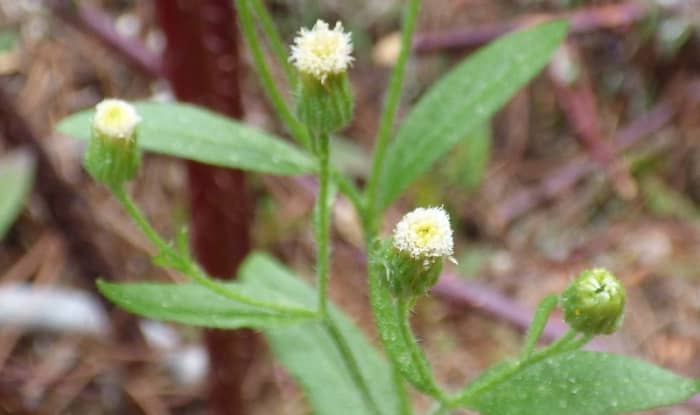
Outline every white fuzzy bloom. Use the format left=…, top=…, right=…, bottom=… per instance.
left=393, top=207, right=454, bottom=259
left=290, top=20, right=353, bottom=83
left=93, top=99, right=141, bottom=140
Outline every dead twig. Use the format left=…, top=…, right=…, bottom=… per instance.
left=549, top=43, right=637, bottom=200
left=47, top=0, right=164, bottom=79
left=413, top=2, right=650, bottom=53
left=493, top=100, right=676, bottom=228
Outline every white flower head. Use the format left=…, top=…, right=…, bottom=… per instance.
left=393, top=207, right=454, bottom=260
left=93, top=99, right=141, bottom=140
left=290, top=20, right=353, bottom=83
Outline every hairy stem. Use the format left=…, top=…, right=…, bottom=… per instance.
left=111, top=185, right=314, bottom=317
left=398, top=297, right=447, bottom=403
left=521, top=294, right=559, bottom=359
left=313, top=132, right=383, bottom=414
left=234, top=0, right=311, bottom=149
left=248, top=0, right=296, bottom=86
left=324, top=317, right=383, bottom=415
left=451, top=328, right=582, bottom=407
left=316, top=132, right=331, bottom=316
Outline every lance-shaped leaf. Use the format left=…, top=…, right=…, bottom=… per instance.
left=463, top=351, right=700, bottom=415
left=57, top=101, right=316, bottom=175
left=240, top=253, right=404, bottom=415
left=97, top=279, right=315, bottom=329
left=376, top=20, right=568, bottom=209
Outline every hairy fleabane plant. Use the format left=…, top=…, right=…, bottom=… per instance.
left=56, top=1, right=700, bottom=414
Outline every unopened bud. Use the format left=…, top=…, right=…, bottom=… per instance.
left=84, top=99, right=141, bottom=187
left=562, top=268, right=625, bottom=335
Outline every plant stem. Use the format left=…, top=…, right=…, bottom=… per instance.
left=313, top=132, right=383, bottom=414
left=366, top=0, right=421, bottom=223
left=520, top=294, right=558, bottom=359
left=392, top=364, right=413, bottom=415
left=234, top=0, right=311, bottom=149
left=111, top=185, right=315, bottom=317
left=451, top=328, right=582, bottom=407
left=398, top=297, right=447, bottom=403
left=324, top=317, right=383, bottom=415
left=248, top=0, right=296, bottom=86
left=316, top=132, right=331, bottom=316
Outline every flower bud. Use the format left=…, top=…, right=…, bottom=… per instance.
left=561, top=268, right=625, bottom=335
left=381, top=207, right=455, bottom=297
left=84, top=99, right=142, bottom=188
left=290, top=20, right=354, bottom=133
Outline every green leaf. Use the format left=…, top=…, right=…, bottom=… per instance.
left=57, top=101, right=316, bottom=175
left=465, top=351, right=700, bottom=415
left=376, top=20, right=568, bottom=209
left=441, top=122, right=491, bottom=191
left=0, top=151, right=34, bottom=239
left=240, top=253, right=404, bottom=415
left=368, top=255, right=441, bottom=397
left=96, top=279, right=314, bottom=329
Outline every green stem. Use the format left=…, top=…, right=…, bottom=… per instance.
left=520, top=294, right=558, bottom=359
left=324, top=317, right=383, bottom=415
left=235, top=0, right=311, bottom=149
left=111, top=185, right=315, bottom=317
left=451, top=328, right=581, bottom=407
left=398, top=297, right=447, bottom=403
left=313, top=132, right=382, bottom=414
left=248, top=0, right=296, bottom=86
left=366, top=0, right=421, bottom=223
left=316, top=132, right=331, bottom=316
left=392, top=365, right=413, bottom=415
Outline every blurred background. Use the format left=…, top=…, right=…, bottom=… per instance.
left=1, top=0, right=700, bottom=414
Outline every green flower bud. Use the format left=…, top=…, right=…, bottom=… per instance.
left=378, top=207, right=455, bottom=298
left=84, top=99, right=141, bottom=188
left=296, top=73, right=353, bottom=134
left=290, top=20, right=354, bottom=133
left=561, top=268, right=625, bottom=335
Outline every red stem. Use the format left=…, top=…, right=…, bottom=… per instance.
left=154, top=1, right=255, bottom=414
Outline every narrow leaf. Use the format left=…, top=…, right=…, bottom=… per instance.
left=96, top=279, right=314, bottom=329
left=441, top=122, right=491, bottom=191
left=377, top=20, right=568, bottom=209
left=465, top=351, right=700, bottom=415
left=240, top=253, right=404, bottom=415
left=0, top=151, right=34, bottom=239
left=57, top=101, right=316, bottom=175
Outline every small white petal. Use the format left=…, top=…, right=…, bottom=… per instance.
left=289, top=19, right=354, bottom=82
left=393, top=207, right=454, bottom=259
left=93, top=99, right=141, bottom=140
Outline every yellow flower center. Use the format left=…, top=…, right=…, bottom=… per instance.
left=411, top=221, right=439, bottom=248
left=310, top=35, right=341, bottom=59
left=102, top=106, right=128, bottom=127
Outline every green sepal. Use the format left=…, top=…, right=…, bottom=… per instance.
left=84, top=127, right=141, bottom=188
left=296, top=73, right=353, bottom=134
left=375, top=240, right=443, bottom=298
